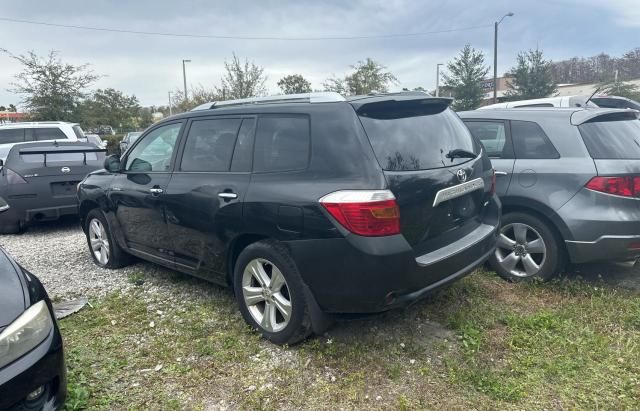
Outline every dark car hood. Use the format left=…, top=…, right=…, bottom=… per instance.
left=0, top=248, right=26, bottom=328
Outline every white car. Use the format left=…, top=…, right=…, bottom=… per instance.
left=479, top=95, right=598, bottom=109
left=0, top=122, right=83, bottom=159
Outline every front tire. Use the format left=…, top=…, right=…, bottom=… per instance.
left=490, top=212, right=564, bottom=282
left=234, top=240, right=312, bottom=345
left=84, top=209, right=133, bottom=269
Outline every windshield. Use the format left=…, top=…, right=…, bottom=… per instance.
left=358, top=103, right=478, bottom=171
left=579, top=116, right=640, bottom=159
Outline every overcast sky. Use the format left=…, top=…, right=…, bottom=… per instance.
left=0, top=0, right=639, bottom=107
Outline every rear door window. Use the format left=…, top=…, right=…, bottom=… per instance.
left=510, top=120, right=559, bottom=159
left=579, top=115, right=640, bottom=159
left=230, top=119, right=256, bottom=172
left=254, top=116, right=310, bottom=172
left=0, top=129, right=25, bottom=143
left=33, top=128, right=68, bottom=141
left=464, top=120, right=511, bottom=158
left=358, top=103, right=477, bottom=171
left=180, top=118, right=242, bottom=172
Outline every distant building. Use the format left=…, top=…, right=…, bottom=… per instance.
left=556, top=78, right=640, bottom=96
left=0, top=111, right=28, bottom=123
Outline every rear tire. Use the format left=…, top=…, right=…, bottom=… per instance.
left=234, top=240, right=312, bottom=345
left=490, top=212, right=564, bottom=282
left=84, top=209, right=133, bottom=269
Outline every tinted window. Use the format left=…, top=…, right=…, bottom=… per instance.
left=33, top=128, right=68, bottom=141
left=231, top=119, right=256, bottom=172
left=579, top=116, right=640, bottom=159
left=180, top=119, right=241, bottom=172
left=515, top=103, right=554, bottom=108
left=21, top=152, right=98, bottom=163
left=510, top=120, right=559, bottom=159
left=465, top=121, right=508, bottom=157
left=254, top=116, right=310, bottom=172
left=359, top=103, right=477, bottom=171
left=0, top=129, right=25, bottom=143
left=125, top=123, right=181, bottom=172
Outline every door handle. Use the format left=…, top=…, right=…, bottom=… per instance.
left=149, top=188, right=164, bottom=194
left=218, top=192, right=238, bottom=199
left=494, top=171, right=508, bottom=176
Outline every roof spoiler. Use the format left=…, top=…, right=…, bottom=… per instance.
left=570, top=109, right=640, bottom=126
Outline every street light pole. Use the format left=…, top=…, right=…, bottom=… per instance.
left=493, top=12, right=514, bottom=104
left=435, top=63, right=444, bottom=97
left=182, top=59, right=191, bottom=101
left=168, top=91, right=173, bottom=116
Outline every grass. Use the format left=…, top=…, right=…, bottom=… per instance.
left=59, top=269, right=640, bottom=410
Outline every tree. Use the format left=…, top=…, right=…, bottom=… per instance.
left=323, top=58, right=397, bottom=96
left=74, top=88, right=141, bottom=130
left=599, top=81, right=640, bottom=101
left=216, top=53, right=267, bottom=100
left=3, top=49, right=98, bottom=121
left=0, top=106, right=5, bottom=112
left=506, top=49, right=557, bottom=100
left=277, top=74, right=312, bottom=94
left=345, top=58, right=397, bottom=95
left=170, top=85, right=220, bottom=113
left=322, top=76, right=349, bottom=95
left=442, top=45, right=489, bottom=111
left=8, top=104, right=16, bottom=112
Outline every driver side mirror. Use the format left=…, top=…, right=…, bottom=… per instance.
left=104, top=155, right=122, bottom=173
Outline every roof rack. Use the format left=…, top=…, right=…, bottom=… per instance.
left=190, top=92, right=346, bottom=111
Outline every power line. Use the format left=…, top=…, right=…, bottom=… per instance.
left=0, top=16, right=492, bottom=41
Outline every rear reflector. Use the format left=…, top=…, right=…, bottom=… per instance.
left=585, top=176, right=640, bottom=197
left=319, top=190, right=400, bottom=237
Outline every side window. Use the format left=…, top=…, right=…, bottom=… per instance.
left=180, top=119, right=242, bottom=172
left=254, top=116, right=310, bottom=173
left=125, top=123, right=182, bottom=172
left=33, top=128, right=68, bottom=141
left=510, top=121, right=559, bottom=159
left=0, top=129, right=25, bottom=144
left=464, top=121, right=509, bottom=158
left=230, top=119, right=256, bottom=172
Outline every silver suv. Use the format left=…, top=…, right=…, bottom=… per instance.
left=460, top=108, right=640, bottom=281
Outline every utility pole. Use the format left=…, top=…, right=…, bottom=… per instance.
left=435, top=63, right=444, bottom=97
left=168, top=91, right=173, bottom=116
left=494, top=12, right=514, bottom=104
left=182, top=59, right=191, bottom=101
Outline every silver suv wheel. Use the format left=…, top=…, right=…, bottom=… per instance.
left=89, top=218, right=110, bottom=265
left=241, top=258, right=292, bottom=333
left=495, top=223, right=547, bottom=278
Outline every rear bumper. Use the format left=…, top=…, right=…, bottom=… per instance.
left=566, top=236, right=640, bottom=264
left=0, top=192, right=79, bottom=227
left=287, top=222, right=498, bottom=314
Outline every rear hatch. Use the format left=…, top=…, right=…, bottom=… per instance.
left=353, top=96, right=494, bottom=256
left=5, top=143, right=106, bottom=197
left=577, top=110, right=640, bottom=190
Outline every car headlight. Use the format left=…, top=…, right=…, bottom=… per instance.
left=0, top=301, right=53, bottom=369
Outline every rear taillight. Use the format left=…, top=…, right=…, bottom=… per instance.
left=319, top=190, right=400, bottom=237
left=585, top=176, right=640, bottom=197
left=5, top=168, right=27, bottom=184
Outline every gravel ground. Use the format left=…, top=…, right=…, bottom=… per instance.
left=0, top=217, right=228, bottom=303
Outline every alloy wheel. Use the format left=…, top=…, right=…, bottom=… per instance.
left=242, top=258, right=292, bottom=333
left=89, top=218, right=110, bottom=265
left=495, top=223, right=546, bottom=277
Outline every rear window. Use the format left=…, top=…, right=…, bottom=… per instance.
left=0, top=129, right=25, bottom=144
left=579, top=116, right=640, bottom=159
left=72, top=125, right=85, bottom=139
left=20, top=152, right=98, bottom=163
left=357, top=102, right=477, bottom=171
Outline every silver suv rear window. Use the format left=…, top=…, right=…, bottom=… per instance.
left=579, top=115, right=640, bottom=159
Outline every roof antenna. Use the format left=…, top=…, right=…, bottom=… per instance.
left=583, top=87, right=600, bottom=107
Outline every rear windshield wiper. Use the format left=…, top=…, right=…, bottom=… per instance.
left=445, top=149, right=477, bottom=160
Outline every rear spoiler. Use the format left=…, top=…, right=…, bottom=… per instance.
left=570, top=109, right=640, bottom=125
left=18, top=147, right=107, bottom=166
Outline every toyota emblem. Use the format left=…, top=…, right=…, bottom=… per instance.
left=456, top=169, right=467, bottom=183
left=61, top=167, right=71, bottom=173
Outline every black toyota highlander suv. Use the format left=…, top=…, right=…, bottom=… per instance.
left=77, top=92, right=500, bottom=344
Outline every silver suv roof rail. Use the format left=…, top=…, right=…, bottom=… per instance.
left=191, top=92, right=346, bottom=111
